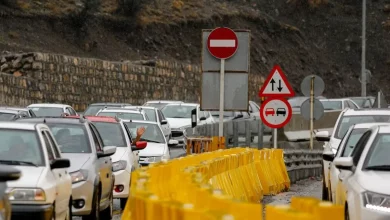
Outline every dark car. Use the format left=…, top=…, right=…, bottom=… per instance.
left=83, top=103, right=132, bottom=116
left=0, top=109, right=34, bottom=121
left=276, top=108, right=286, bottom=116
left=0, top=165, right=21, bottom=220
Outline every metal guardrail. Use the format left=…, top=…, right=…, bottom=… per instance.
left=284, top=149, right=323, bottom=183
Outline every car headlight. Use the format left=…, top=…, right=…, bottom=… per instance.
left=70, top=170, right=89, bottom=184
left=113, top=160, right=127, bottom=172
left=7, top=188, right=46, bottom=201
left=363, top=191, right=390, bottom=211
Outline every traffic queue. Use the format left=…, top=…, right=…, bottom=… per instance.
left=0, top=100, right=210, bottom=220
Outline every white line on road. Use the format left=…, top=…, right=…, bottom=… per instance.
left=210, top=40, right=236, bottom=47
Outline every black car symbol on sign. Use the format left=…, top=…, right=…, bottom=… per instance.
left=276, top=108, right=286, bottom=116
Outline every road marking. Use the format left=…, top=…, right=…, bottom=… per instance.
left=210, top=40, right=236, bottom=47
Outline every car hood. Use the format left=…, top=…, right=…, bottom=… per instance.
left=166, top=118, right=191, bottom=129
left=111, top=147, right=127, bottom=162
left=138, top=142, right=166, bottom=157
left=357, top=171, right=390, bottom=195
left=7, top=166, right=44, bottom=188
left=62, top=153, right=91, bottom=173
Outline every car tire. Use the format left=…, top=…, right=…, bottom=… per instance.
left=66, top=197, right=73, bottom=220
left=120, top=198, right=127, bottom=210
left=100, top=192, right=113, bottom=219
left=83, top=187, right=100, bottom=220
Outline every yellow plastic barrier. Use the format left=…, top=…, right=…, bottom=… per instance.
left=266, top=197, right=344, bottom=220
left=122, top=147, right=291, bottom=220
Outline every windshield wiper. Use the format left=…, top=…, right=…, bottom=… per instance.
left=140, top=138, right=162, bottom=143
left=365, top=165, right=390, bottom=171
left=0, top=160, right=38, bottom=167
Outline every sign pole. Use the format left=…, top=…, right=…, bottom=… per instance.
left=310, top=76, right=314, bottom=150
left=273, top=128, right=277, bottom=149
left=258, top=97, right=264, bottom=149
left=218, top=59, right=225, bottom=137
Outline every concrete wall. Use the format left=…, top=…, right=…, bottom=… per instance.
left=0, top=53, right=263, bottom=111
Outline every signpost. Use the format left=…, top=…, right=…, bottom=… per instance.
left=201, top=28, right=250, bottom=138
left=259, top=65, right=295, bottom=148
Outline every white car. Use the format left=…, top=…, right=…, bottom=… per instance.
left=334, top=124, right=390, bottom=220
left=85, top=116, right=147, bottom=209
left=0, top=122, right=72, bottom=220
left=326, top=122, right=390, bottom=205
left=96, top=108, right=148, bottom=120
left=319, top=98, right=360, bottom=111
left=122, top=120, right=172, bottom=166
left=161, top=103, right=214, bottom=147
left=316, top=108, right=390, bottom=201
left=28, top=103, right=78, bottom=117
left=124, top=106, right=172, bottom=140
left=143, top=100, right=184, bottom=110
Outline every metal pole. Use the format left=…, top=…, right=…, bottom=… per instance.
left=310, top=76, right=314, bottom=150
left=273, top=128, right=277, bottom=149
left=258, top=98, right=264, bottom=150
left=218, top=59, right=225, bottom=137
left=378, top=91, right=381, bottom=108
left=361, top=0, right=367, bottom=97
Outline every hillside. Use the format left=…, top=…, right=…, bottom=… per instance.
left=0, top=0, right=389, bottom=99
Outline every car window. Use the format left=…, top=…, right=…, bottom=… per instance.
left=41, top=131, right=55, bottom=162
left=90, top=123, right=106, bottom=148
left=29, top=107, right=64, bottom=117
left=123, top=123, right=134, bottom=143
left=68, top=107, right=77, bottom=115
left=48, top=123, right=91, bottom=153
left=157, top=110, right=165, bottom=122
left=89, top=125, right=103, bottom=152
left=347, top=101, right=357, bottom=109
left=0, top=113, right=16, bottom=121
left=84, top=105, right=105, bottom=116
left=124, top=122, right=166, bottom=144
left=341, top=128, right=367, bottom=157
left=143, top=109, right=157, bottom=122
left=351, top=131, right=372, bottom=166
left=363, top=133, right=390, bottom=168
left=334, top=115, right=390, bottom=139
left=98, top=112, right=145, bottom=120
left=320, top=100, right=342, bottom=110
left=93, top=122, right=127, bottom=147
left=44, top=131, right=61, bottom=158
left=161, top=105, right=196, bottom=118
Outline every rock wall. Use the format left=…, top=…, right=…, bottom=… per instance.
left=0, top=53, right=263, bottom=111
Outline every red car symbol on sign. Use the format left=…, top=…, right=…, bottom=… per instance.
left=265, top=108, right=275, bottom=116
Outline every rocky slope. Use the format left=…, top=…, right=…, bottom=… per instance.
left=0, top=0, right=389, bottom=99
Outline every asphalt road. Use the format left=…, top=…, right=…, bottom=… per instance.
left=72, top=148, right=187, bottom=219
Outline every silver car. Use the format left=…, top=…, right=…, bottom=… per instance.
left=18, top=116, right=117, bottom=220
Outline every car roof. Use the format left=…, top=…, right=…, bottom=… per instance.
left=319, top=98, right=349, bottom=101
left=0, top=122, right=40, bottom=130
left=124, top=106, right=156, bottom=110
left=164, top=103, right=198, bottom=107
left=0, top=107, right=29, bottom=111
left=28, top=103, right=70, bottom=108
left=89, top=103, right=132, bottom=106
left=17, top=117, right=87, bottom=124
left=100, top=108, right=143, bottom=114
left=343, top=108, right=390, bottom=116
left=354, top=122, right=390, bottom=129
left=0, top=109, right=21, bottom=114
left=145, top=100, right=184, bottom=104
left=85, top=116, right=119, bottom=123
left=121, top=119, right=158, bottom=125
left=377, top=125, right=390, bottom=133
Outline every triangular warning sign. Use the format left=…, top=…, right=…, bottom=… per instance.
left=258, top=65, right=295, bottom=98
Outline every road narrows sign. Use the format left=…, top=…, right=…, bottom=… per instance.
left=207, top=27, right=238, bottom=60
left=258, top=65, right=295, bottom=97
left=260, top=97, right=292, bottom=129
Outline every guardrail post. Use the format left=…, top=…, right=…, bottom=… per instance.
left=245, top=121, right=251, bottom=147
left=233, top=121, right=239, bottom=147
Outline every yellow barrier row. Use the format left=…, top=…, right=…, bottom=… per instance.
left=186, top=136, right=225, bottom=155
left=266, top=197, right=344, bottom=220
left=122, top=147, right=291, bottom=220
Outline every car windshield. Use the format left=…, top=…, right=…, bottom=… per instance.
left=364, top=134, right=390, bottom=169
left=84, top=105, right=105, bottom=116
left=288, top=97, right=308, bottom=108
left=161, top=105, right=195, bottom=118
left=124, top=122, right=165, bottom=144
left=210, top=111, right=234, bottom=117
left=141, top=109, right=157, bottom=122
left=320, top=100, right=342, bottom=110
left=144, top=103, right=167, bottom=109
left=0, top=129, right=44, bottom=166
left=30, top=107, right=64, bottom=117
left=0, top=113, right=16, bottom=121
left=350, top=98, right=366, bottom=108
left=341, top=128, right=367, bottom=157
left=47, top=124, right=91, bottom=153
left=98, top=112, right=144, bottom=120
left=335, top=115, right=390, bottom=139
left=93, top=122, right=126, bottom=147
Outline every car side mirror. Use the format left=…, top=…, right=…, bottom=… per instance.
left=168, top=139, right=179, bottom=147
left=98, top=146, right=117, bottom=158
left=315, top=131, right=330, bottom=142
left=131, top=141, right=147, bottom=151
left=161, top=120, right=168, bottom=125
left=334, top=157, right=354, bottom=171
left=200, top=116, right=207, bottom=121
left=50, top=158, right=71, bottom=169
left=322, top=152, right=335, bottom=162
left=0, top=166, right=21, bottom=181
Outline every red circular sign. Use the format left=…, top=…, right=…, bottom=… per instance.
left=207, top=27, right=238, bottom=59
left=260, top=98, right=292, bottom=129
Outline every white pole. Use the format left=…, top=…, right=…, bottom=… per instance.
left=273, top=128, right=277, bottom=149
left=218, top=59, right=225, bottom=137
left=361, top=0, right=367, bottom=97
left=310, top=76, right=314, bottom=150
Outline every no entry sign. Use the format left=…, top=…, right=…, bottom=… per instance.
left=207, top=27, right=238, bottom=60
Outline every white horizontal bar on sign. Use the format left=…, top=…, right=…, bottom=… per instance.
left=210, top=40, right=236, bottom=47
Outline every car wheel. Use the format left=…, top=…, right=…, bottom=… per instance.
left=120, top=198, right=127, bottom=210
left=65, top=197, right=73, bottom=220
left=83, top=187, right=100, bottom=220
left=100, top=192, right=113, bottom=219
